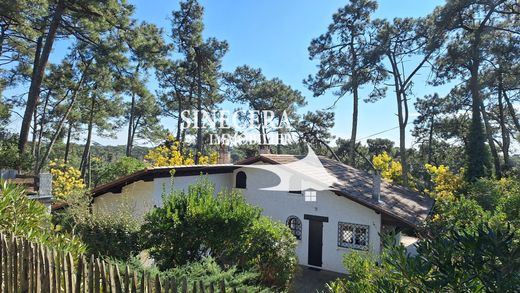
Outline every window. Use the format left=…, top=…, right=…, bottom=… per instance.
left=338, top=222, right=369, bottom=250
left=235, top=171, right=247, bottom=189
left=304, top=190, right=316, bottom=202
left=286, top=216, right=302, bottom=240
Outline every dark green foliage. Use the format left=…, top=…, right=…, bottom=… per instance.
left=141, top=178, right=298, bottom=290
left=306, top=0, right=384, bottom=164
left=328, top=198, right=520, bottom=292
left=55, top=192, right=141, bottom=260
left=293, top=110, right=335, bottom=155
left=466, top=115, right=492, bottom=181
left=93, top=156, right=147, bottom=186
left=0, top=134, right=33, bottom=170
left=0, top=182, right=85, bottom=254
left=116, top=256, right=270, bottom=292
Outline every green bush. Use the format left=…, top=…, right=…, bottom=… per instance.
left=0, top=182, right=85, bottom=254
left=244, top=217, right=298, bottom=289
left=326, top=197, right=520, bottom=292
left=112, top=256, right=270, bottom=292
left=140, top=178, right=298, bottom=290
left=94, top=156, right=147, bottom=186
left=54, top=191, right=141, bottom=260
left=0, top=135, right=33, bottom=170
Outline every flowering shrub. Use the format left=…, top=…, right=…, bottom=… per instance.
left=144, top=134, right=218, bottom=166
left=49, top=160, right=86, bottom=200
left=372, top=151, right=403, bottom=183
left=424, top=164, right=464, bottom=201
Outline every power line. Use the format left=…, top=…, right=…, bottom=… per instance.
left=356, top=126, right=400, bottom=142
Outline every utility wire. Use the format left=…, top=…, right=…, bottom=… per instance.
left=355, top=126, right=401, bottom=142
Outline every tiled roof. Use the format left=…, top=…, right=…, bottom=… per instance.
left=91, top=164, right=237, bottom=196
left=239, top=154, right=435, bottom=228
left=6, top=175, right=39, bottom=195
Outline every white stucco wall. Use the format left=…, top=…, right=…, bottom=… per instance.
left=92, top=167, right=381, bottom=273
left=92, top=173, right=233, bottom=219
left=93, top=180, right=156, bottom=218
left=233, top=166, right=381, bottom=273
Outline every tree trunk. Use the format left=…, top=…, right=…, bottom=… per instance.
left=31, top=104, right=38, bottom=158
left=427, top=109, right=435, bottom=164
left=497, top=72, right=511, bottom=171
left=466, top=50, right=489, bottom=181
left=480, top=101, right=501, bottom=178
left=176, top=92, right=183, bottom=141
left=126, top=92, right=136, bottom=157
left=348, top=38, right=358, bottom=166
left=0, top=24, right=6, bottom=57
left=349, top=86, right=359, bottom=166
left=80, top=96, right=95, bottom=178
left=34, top=90, right=50, bottom=171
left=195, top=48, right=203, bottom=164
left=37, top=98, right=76, bottom=172
left=18, top=0, right=65, bottom=154
left=37, top=59, right=91, bottom=172
left=64, top=121, right=73, bottom=164
left=503, top=90, right=520, bottom=133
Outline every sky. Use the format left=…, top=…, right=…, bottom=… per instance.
left=7, top=0, right=449, bottom=148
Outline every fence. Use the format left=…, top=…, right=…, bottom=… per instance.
left=0, top=233, right=239, bottom=293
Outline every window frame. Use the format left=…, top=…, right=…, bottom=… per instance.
left=235, top=171, right=247, bottom=189
left=337, top=222, right=369, bottom=250
left=304, top=190, right=317, bottom=202
left=286, top=215, right=302, bottom=240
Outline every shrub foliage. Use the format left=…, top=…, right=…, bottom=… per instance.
left=141, top=178, right=298, bottom=289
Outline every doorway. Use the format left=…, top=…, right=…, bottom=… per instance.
left=304, top=214, right=328, bottom=267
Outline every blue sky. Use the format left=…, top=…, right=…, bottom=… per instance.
left=8, top=0, right=448, bottom=147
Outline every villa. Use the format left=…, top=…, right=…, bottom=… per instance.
left=91, top=152, right=434, bottom=273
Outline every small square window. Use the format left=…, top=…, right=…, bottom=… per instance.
left=304, top=191, right=316, bottom=202
left=338, top=222, right=369, bottom=250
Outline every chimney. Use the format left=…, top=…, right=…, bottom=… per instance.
left=259, top=144, right=271, bottom=155
left=38, top=173, right=53, bottom=213
left=39, top=173, right=53, bottom=198
left=372, top=173, right=381, bottom=202
left=218, top=145, right=231, bottom=164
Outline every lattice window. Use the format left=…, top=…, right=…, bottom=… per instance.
left=338, top=222, right=369, bottom=250
left=286, top=216, right=302, bottom=240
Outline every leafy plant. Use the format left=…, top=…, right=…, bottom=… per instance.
left=0, top=135, right=33, bottom=170
left=0, top=182, right=85, bottom=254
left=94, top=156, right=147, bottom=186
left=141, top=178, right=297, bottom=290
left=54, top=191, right=141, bottom=260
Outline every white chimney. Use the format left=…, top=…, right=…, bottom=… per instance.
left=372, top=173, right=381, bottom=202
left=39, top=173, right=53, bottom=197
left=38, top=173, right=53, bottom=213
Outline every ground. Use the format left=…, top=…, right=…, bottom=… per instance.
left=293, top=266, right=345, bottom=293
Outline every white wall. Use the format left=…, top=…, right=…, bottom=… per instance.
left=93, top=173, right=233, bottom=219
left=92, top=168, right=381, bottom=273
left=93, top=180, right=155, bottom=219
left=151, top=173, right=233, bottom=208
left=233, top=166, right=381, bottom=273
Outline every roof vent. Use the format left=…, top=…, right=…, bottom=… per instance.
left=372, top=173, right=381, bottom=202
